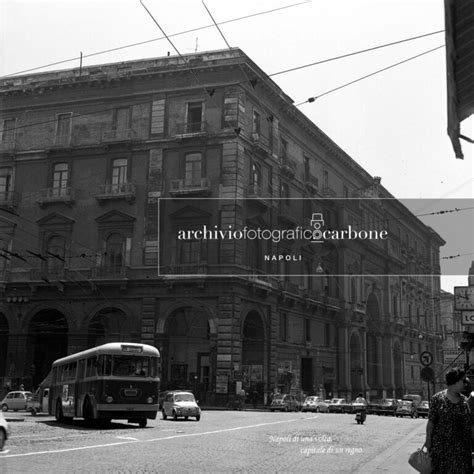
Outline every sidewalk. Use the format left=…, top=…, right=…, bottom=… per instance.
left=355, top=421, right=426, bottom=473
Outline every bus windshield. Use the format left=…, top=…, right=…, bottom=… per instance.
left=98, top=355, right=159, bottom=377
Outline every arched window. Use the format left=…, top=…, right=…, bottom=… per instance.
left=46, top=235, right=66, bottom=273
left=105, top=233, right=125, bottom=271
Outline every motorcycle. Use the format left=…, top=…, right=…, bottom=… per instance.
left=353, top=403, right=367, bottom=424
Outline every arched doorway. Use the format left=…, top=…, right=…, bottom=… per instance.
left=393, top=341, right=403, bottom=398
left=27, top=309, right=68, bottom=386
left=242, top=311, right=265, bottom=404
left=162, top=307, right=212, bottom=399
left=0, top=313, right=8, bottom=380
left=349, top=332, right=363, bottom=396
left=87, top=307, right=131, bottom=348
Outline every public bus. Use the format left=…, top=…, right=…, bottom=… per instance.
left=49, top=342, right=160, bottom=428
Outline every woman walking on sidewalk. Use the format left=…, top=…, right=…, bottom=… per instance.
left=425, top=368, right=472, bottom=473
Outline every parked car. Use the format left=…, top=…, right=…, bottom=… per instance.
left=270, top=394, right=300, bottom=412
left=417, top=400, right=430, bottom=418
left=162, top=391, right=201, bottom=421
left=395, top=400, right=418, bottom=418
left=301, top=396, right=329, bottom=413
left=402, top=394, right=422, bottom=411
left=1, top=391, right=33, bottom=412
left=328, top=398, right=349, bottom=413
left=0, top=411, right=10, bottom=451
left=367, top=399, right=382, bottom=415
left=378, top=398, right=399, bottom=416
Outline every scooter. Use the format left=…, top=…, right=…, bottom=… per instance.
left=354, top=405, right=367, bottom=424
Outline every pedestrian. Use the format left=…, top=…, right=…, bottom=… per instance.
left=425, top=368, right=472, bottom=473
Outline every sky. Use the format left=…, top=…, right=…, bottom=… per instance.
left=1, top=0, right=473, bottom=292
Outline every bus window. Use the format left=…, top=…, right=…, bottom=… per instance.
left=97, top=355, right=112, bottom=376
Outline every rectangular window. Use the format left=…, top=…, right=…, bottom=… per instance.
left=179, top=240, right=202, bottom=265
left=52, top=163, right=69, bottom=196
left=280, top=138, right=288, bottom=161
left=0, top=167, right=12, bottom=200
left=324, top=323, right=331, bottom=346
left=252, top=110, right=261, bottom=134
left=343, top=185, right=349, bottom=198
left=111, top=158, right=128, bottom=191
left=1, top=118, right=16, bottom=145
left=323, top=170, right=329, bottom=189
left=184, top=152, right=202, bottom=183
left=187, top=102, right=203, bottom=133
left=55, top=113, right=72, bottom=145
left=305, top=319, right=311, bottom=342
left=280, top=313, right=288, bottom=341
left=304, top=156, right=310, bottom=181
left=115, top=107, right=130, bottom=131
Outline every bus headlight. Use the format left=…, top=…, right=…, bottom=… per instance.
left=106, top=396, right=114, bottom=403
left=146, top=397, right=153, bottom=404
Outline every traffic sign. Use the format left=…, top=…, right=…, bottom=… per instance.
left=461, top=312, right=474, bottom=325
left=420, top=351, right=433, bottom=366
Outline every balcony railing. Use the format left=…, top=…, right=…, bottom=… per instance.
left=163, top=264, right=208, bottom=276
left=0, top=190, right=20, bottom=208
left=37, top=187, right=74, bottom=207
left=280, top=158, right=297, bottom=178
left=322, top=186, right=337, bottom=198
left=305, top=174, right=319, bottom=193
left=102, top=128, right=137, bottom=142
left=251, top=133, right=270, bottom=155
left=91, top=266, right=129, bottom=279
left=169, top=178, right=211, bottom=197
left=245, top=184, right=271, bottom=207
left=174, top=121, right=209, bottom=136
left=95, top=182, right=136, bottom=203
left=0, top=139, right=17, bottom=152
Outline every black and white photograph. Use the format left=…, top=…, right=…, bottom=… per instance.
left=0, top=0, right=473, bottom=472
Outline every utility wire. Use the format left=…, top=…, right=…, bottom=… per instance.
left=269, top=29, right=445, bottom=78
left=1, top=1, right=310, bottom=78
left=295, top=45, right=445, bottom=106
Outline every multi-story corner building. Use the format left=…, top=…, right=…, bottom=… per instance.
left=0, top=48, right=444, bottom=403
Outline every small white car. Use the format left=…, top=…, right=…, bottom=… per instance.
left=162, top=391, right=201, bottom=421
left=301, top=396, right=329, bottom=413
left=1, top=391, right=33, bottom=412
left=0, top=411, right=10, bottom=450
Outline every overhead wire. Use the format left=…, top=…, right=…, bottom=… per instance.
left=295, top=45, right=445, bottom=106
left=1, top=1, right=311, bottom=78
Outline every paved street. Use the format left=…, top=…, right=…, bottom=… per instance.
left=1, top=410, right=427, bottom=473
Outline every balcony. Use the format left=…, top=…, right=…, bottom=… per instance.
left=0, top=190, right=20, bottom=209
left=174, top=121, right=209, bottom=138
left=91, top=266, right=129, bottom=279
left=102, top=128, right=137, bottom=143
left=0, top=139, right=17, bottom=153
left=304, top=174, right=319, bottom=194
left=37, top=187, right=75, bottom=207
left=245, top=184, right=271, bottom=208
left=322, top=186, right=337, bottom=198
left=277, top=202, right=297, bottom=224
left=95, top=182, right=136, bottom=204
left=169, top=178, right=211, bottom=197
left=250, top=132, right=270, bottom=156
left=280, top=157, right=297, bottom=178
left=163, top=264, right=208, bottom=276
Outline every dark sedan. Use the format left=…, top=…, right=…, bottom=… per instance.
left=378, top=399, right=399, bottom=416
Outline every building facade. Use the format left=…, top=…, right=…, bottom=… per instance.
left=0, top=48, right=444, bottom=403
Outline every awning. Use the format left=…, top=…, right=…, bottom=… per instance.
left=445, top=0, right=474, bottom=159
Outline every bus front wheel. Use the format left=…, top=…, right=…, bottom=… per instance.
left=138, top=418, right=147, bottom=428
